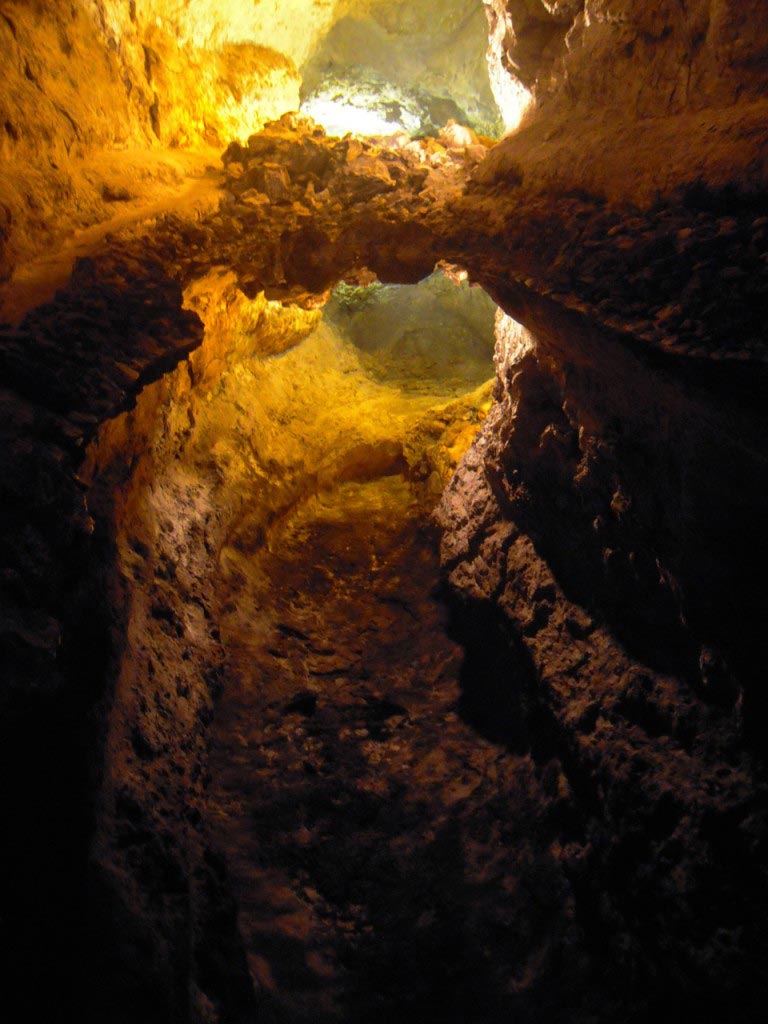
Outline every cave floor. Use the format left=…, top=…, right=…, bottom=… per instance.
left=207, top=473, right=571, bottom=1023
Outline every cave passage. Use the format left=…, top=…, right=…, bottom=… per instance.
left=201, top=272, right=545, bottom=1022
left=4, top=4, right=768, bottom=1023
left=207, top=475, right=564, bottom=1024
left=298, top=0, right=502, bottom=139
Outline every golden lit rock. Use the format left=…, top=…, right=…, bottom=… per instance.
left=2, top=5, right=768, bottom=1023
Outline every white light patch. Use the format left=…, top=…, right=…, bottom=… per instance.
left=496, top=76, right=534, bottom=134
left=495, top=309, right=535, bottom=367
left=301, top=96, right=421, bottom=138
left=485, top=2, right=534, bottom=134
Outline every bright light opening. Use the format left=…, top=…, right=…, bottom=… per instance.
left=485, top=3, right=534, bottom=133
left=495, top=76, right=534, bottom=134
left=300, top=96, right=421, bottom=138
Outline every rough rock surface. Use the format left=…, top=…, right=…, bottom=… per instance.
left=436, top=294, right=768, bottom=1018
left=0, top=230, right=494, bottom=1019
left=0, top=251, right=208, bottom=1018
left=209, top=475, right=582, bottom=1023
left=1, top=5, right=768, bottom=1023
left=301, top=0, right=501, bottom=136
left=2, top=100, right=768, bottom=1021
left=0, top=0, right=501, bottom=282
left=485, top=0, right=768, bottom=117
left=480, top=0, right=768, bottom=204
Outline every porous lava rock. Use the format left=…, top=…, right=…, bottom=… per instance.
left=1, top=4, right=768, bottom=1023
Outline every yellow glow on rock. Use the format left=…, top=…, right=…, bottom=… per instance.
left=211, top=43, right=301, bottom=143
left=133, top=1, right=363, bottom=144
left=165, top=0, right=359, bottom=65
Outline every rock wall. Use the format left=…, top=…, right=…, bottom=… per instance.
left=485, top=0, right=768, bottom=116
left=435, top=283, right=768, bottom=1019
left=0, top=256, right=324, bottom=1020
left=0, top=248, right=208, bottom=1020
left=78, top=276, right=322, bottom=1023
left=0, top=2, right=152, bottom=163
left=480, top=0, right=768, bottom=201
left=0, top=0, right=294, bottom=280
left=448, top=0, right=768, bottom=725
left=0, top=0, right=334, bottom=162
left=428, top=5, right=768, bottom=1009
left=1, top=5, right=768, bottom=1021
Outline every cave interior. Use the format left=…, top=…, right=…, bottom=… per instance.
left=1, top=2, right=768, bottom=1023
